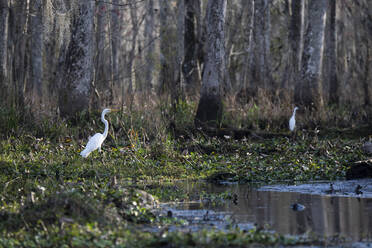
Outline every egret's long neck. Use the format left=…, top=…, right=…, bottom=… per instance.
left=292, top=109, right=297, bottom=117
left=101, top=113, right=109, bottom=138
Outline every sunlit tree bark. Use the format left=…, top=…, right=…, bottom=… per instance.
left=195, top=0, right=226, bottom=127
left=294, top=0, right=327, bottom=109
left=58, top=0, right=94, bottom=117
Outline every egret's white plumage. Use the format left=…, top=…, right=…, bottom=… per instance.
left=80, top=108, right=112, bottom=158
left=289, top=107, right=298, bottom=132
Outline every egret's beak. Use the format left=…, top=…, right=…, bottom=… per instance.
left=111, top=109, right=120, bottom=112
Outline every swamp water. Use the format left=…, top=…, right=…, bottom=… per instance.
left=159, top=179, right=372, bottom=242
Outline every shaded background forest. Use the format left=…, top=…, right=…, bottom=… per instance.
left=0, top=0, right=371, bottom=130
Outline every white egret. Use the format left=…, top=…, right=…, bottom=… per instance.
left=289, top=107, right=299, bottom=132
left=80, top=108, right=117, bottom=158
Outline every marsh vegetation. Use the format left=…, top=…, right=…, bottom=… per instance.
left=0, top=103, right=371, bottom=247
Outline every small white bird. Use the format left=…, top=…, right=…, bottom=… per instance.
left=289, top=107, right=299, bottom=132
left=80, top=108, right=117, bottom=158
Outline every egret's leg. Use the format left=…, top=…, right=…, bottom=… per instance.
left=101, top=151, right=106, bottom=166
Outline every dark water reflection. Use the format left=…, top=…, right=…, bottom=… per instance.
left=167, top=181, right=372, bottom=241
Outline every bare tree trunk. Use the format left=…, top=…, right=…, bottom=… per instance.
left=182, top=0, right=200, bottom=96
left=283, top=0, right=302, bottom=91
left=144, top=0, right=155, bottom=94
left=158, top=0, right=170, bottom=95
left=361, top=0, right=371, bottom=106
left=367, top=0, right=372, bottom=107
left=364, top=43, right=370, bottom=106
left=327, top=0, right=338, bottom=105
left=158, top=0, right=180, bottom=114
left=249, top=0, right=272, bottom=94
left=290, top=0, right=302, bottom=72
left=29, top=0, right=44, bottom=110
left=9, top=0, right=29, bottom=108
left=0, top=0, right=9, bottom=105
left=176, top=0, right=184, bottom=99
left=50, top=0, right=71, bottom=111
left=299, top=0, right=307, bottom=72
left=336, top=1, right=347, bottom=105
left=110, top=0, right=120, bottom=102
left=158, top=0, right=178, bottom=99
left=294, top=0, right=327, bottom=109
left=225, top=1, right=244, bottom=92
left=335, top=1, right=367, bottom=106
left=240, top=0, right=254, bottom=98
left=58, top=0, right=94, bottom=117
left=128, top=0, right=138, bottom=97
left=92, top=0, right=107, bottom=109
left=263, top=0, right=271, bottom=89
left=195, top=0, right=226, bottom=127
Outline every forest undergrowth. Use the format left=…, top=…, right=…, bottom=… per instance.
left=0, top=99, right=371, bottom=247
